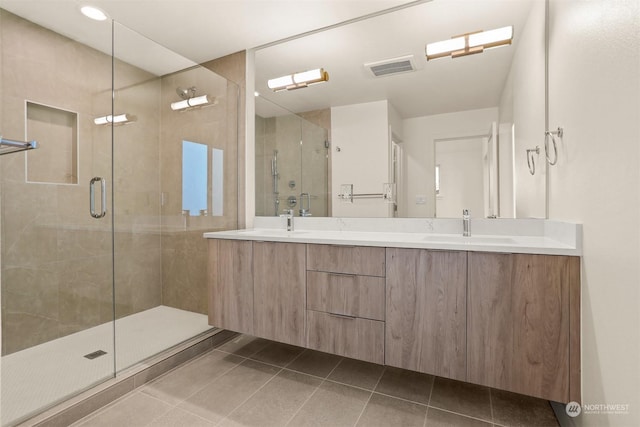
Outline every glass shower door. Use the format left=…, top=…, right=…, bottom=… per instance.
left=1, top=4, right=239, bottom=423
left=300, top=118, right=329, bottom=217
left=111, top=23, right=237, bottom=373
left=0, top=8, right=115, bottom=426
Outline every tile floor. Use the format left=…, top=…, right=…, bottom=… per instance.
left=73, top=335, right=560, bottom=427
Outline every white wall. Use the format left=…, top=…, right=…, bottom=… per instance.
left=499, top=0, right=546, bottom=218
left=548, top=1, right=640, bottom=426
left=331, top=100, right=390, bottom=217
left=388, top=101, right=403, bottom=141
left=498, top=122, right=515, bottom=218
left=402, top=107, right=498, bottom=217
left=435, top=138, right=484, bottom=218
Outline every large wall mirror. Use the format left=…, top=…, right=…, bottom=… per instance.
left=254, top=0, right=547, bottom=219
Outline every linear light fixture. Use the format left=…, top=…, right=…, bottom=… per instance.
left=170, top=94, right=213, bottom=111
left=426, top=26, right=513, bottom=61
left=93, top=114, right=133, bottom=125
left=267, top=68, right=329, bottom=92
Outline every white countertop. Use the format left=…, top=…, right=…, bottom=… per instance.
left=203, top=218, right=582, bottom=256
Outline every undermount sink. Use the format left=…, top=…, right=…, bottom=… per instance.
left=422, top=235, right=516, bottom=245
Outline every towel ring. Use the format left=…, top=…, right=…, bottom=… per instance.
left=544, top=127, right=563, bottom=166
left=526, top=146, right=540, bottom=176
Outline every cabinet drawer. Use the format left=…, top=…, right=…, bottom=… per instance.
left=307, top=244, right=385, bottom=277
left=306, top=310, right=384, bottom=364
left=306, top=271, right=385, bottom=321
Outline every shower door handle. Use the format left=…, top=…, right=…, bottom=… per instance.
left=89, top=177, right=107, bottom=219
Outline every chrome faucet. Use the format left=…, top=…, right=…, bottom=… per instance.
left=280, top=209, right=294, bottom=231
left=462, top=209, right=471, bottom=237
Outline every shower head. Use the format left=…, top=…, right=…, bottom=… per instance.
left=176, top=87, right=196, bottom=99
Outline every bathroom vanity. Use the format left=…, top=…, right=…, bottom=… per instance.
left=204, top=218, right=581, bottom=404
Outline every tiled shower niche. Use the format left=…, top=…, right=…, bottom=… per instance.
left=26, top=101, right=78, bottom=184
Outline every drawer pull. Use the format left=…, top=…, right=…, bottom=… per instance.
left=328, top=313, right=357, bottom=320
left=327, top=272, right=357, bottom=278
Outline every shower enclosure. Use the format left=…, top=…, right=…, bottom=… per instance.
left=255, top=95, right=329, bottom=217
left=0, top=7, right=238, bottom=426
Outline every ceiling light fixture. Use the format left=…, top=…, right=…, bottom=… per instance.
left=93, top=114, right=133, bottom=125
left=80, top=5, right=109, bottom=21
left=425, top=26, right=513, bottom=61
left=267, top=68, right=329, bottom=92
left=171, top=87, right=215, bottom=111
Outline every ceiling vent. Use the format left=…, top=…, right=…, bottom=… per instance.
left=364, top=54, right=417, bottom=78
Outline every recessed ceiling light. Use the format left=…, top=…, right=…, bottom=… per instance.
left=80, top=5, right=109, bottom=21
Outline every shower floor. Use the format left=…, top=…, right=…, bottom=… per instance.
left=1, top=305, right=212, bottom=426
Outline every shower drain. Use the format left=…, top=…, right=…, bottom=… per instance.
left=84, top=350, right=107, bottom=360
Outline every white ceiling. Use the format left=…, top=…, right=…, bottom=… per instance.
left=0, top=0, right=411, bottom=74
left=0, top=0, right=536, bottom=120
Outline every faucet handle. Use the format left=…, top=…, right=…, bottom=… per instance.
left=462, top=209, right=471, bottom=237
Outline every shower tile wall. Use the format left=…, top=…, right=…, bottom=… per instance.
left=159, top=66, right=239, bottom=314
left=274, top=115, right=302, bottom=215
left=112, top=74, right=163, bottom=320
left=203, top=52, right=246, bottom=228
left=255, top=112, right=329, bottom=217
left=0, top=9, right=239, bottom=355
left=0, top=10, right=162, bottom=354
left=298, top=109, right=331, bottom=217
left=301, top=119, right=329, bottom=217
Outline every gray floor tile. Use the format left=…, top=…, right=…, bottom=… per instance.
left=220, top=369, right=322, bottom=427
left=250, top=341, right=305, bottom=367
left=426, top=407, right=492, bottom=427
left=287, top=380, right=371, bottom=427
left=327, top=357, right=385, bottom=390
left=491, top=389, right=559, bottom=427
left=375, top=366, right=434, bottom=404
left=177, top=359, right=280, bottom=424
left=148, top=407, right=215, bottom=427
left=286, top=349, right=343, bottom=378
left=70, top=337, right=561, bottom=427
left=216, top=334, right=271, bottom=357
left=356, top=393, right=427, bottom=427
left=141, top=350, right=243, bottom=405
left=429, top=377, right=492, bottom=423
left=75, top=392, right=171, bottom=427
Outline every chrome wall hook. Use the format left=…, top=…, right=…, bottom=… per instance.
left=544, top=127, right=563, bottom=166
left=526, top=146, right=540, bottom=175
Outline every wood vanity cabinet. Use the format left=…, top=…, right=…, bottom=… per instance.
left=207, top=238, right=581, bottom=403
left=253, top=241, right=307, bottom=347
left=207, top=239, right=254, bottom=335
left=385, top=248, right=467, bottom=381
left=467, top=252, right=581, bottom=403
